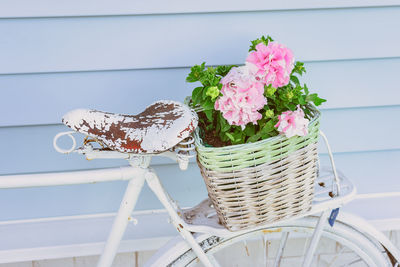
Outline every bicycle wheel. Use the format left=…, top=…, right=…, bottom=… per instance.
left=151, top=216, right=395, bottom=267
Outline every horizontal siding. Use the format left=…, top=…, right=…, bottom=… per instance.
left=0, top=7, right=400, bottom=74
left=0, top=68, right=191, bottom=127
left=0, top=2, right=399, bottom=238
left=0, top=150, right=399, bottom=221
left=1, top=0, right=400, bottom=18
left=1, top=106, right=399, bottom=175
left=1, top=58, right=400, bottom=126
left=0, top=211, right=172, bottom=263
left=344, top=196, right=400, bottom=223
left=0, top=212, right=175, bottom=252
left=302, top=58, right=400, bottom=110
left=319, top=106, right=400, bottom=153
left=319, top=150, right=400, bottom=195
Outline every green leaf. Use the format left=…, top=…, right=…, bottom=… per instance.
left=191, top=86, right=203, bottom=104
left=222, top=122, right=230, bottom=132
left=285, top=103, right=296, bottom=111
left=267, top=93, right=276, bottom=101
left=260, top=119, right=276, bottom=135
left=299, top=95, right=307, bottom=105
left=218, top=113, right=231, bottom=132
left=244, top=124, right=255, bottom=136
left=247, top=133, right=261, bottom=143
left=290, top=75, right=300, bottom=86
left=196, top=66, right=220, bottom=87
left=292, top=61, right=306, bottom=76
left=202, top=99, right=215, bottom=110
left=308, top=93, right=327, bottom=106
left=216, top=65, right=236, bottom=77
left=304, top=84, right=309, bottom=95
left=260, top=132, right=272, bottom=139
left=202, top=86, right=209, bottom=100
left=225, top=132, right=235, bottom=142
left=186, top=63, right=206, bottom=83
left=230, top=130, right=245, bottom=144
left=204, top=110, right=213, bottom=121
left=249, top=35, right=274, bottom=52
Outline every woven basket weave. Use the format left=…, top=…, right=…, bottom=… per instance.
left=195, top=108, right=320, bottom=231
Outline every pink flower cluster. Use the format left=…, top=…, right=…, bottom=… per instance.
left=246, top=42, right=295, bottom=88
left=215, top=64, right=267, bottom=129
left=274, top=105, right=309, bottom=138
left=215, top=41, right=295, bottom=130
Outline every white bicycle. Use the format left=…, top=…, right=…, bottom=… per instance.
left=52, top=100, right=400, bottom=267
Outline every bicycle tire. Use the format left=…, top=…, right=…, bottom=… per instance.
left=149, top=216, right=395, bottom=267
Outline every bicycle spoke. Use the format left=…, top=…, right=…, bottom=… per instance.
left=273, top=231, right=289, bottom=267
left=339, top=257, right=363, bottom=267
left=302, top=237, right=310, bottom=260
left=327, top=246, right=346, bottom=266
left=243, top=240, right=250, bottom=257
left=263, top=235, right=268, bottom=266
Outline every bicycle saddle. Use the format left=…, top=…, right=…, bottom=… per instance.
left=62, top=100, right=198, bottom=154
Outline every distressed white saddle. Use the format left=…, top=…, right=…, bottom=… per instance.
left=62, top=100, right=198, bottom=154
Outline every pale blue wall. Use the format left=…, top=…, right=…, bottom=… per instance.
left=0, top=3, right=399, bottom=221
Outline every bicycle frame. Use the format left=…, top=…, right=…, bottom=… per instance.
left=0, top=131, right=397, bottom=266
left=53, top=132, right=220, bottom=267
left=51, top=130, right=354, bottom=267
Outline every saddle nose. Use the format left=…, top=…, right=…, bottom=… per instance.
left=62, top=100, right=198, bottom=154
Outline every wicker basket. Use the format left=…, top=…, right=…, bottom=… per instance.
left=195, top=109, right=320, bottom=231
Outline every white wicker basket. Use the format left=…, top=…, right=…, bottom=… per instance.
left=195, top=109, right=320, bottom=231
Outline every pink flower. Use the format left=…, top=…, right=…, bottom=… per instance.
left=275, top=105, right=309, bottom=138
left=215, top=65, right=267, bottom=129
left=220, top=62, right=259, bottom=88
left=246, top=42, right=294, bottom=88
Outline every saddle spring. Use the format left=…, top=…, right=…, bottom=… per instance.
left=174, top=136, right=196, bottom=170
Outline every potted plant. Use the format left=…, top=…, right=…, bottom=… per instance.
left=186, top=36, right=326, bottom=231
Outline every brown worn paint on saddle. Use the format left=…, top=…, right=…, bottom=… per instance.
left=62, top=101, right=197, bottom=154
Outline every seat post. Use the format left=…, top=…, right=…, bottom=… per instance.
left=97, top=164, right=148, bottom=267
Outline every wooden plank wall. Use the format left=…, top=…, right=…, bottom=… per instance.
left=0, top=0, right=399, bottom=242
